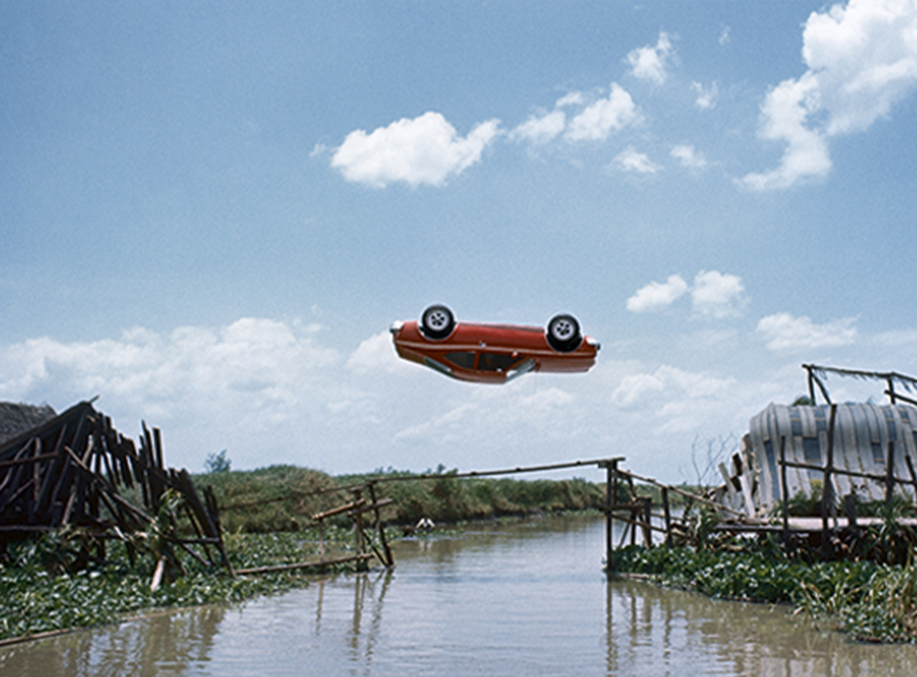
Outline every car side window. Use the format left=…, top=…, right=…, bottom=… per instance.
left=445, top=352, right=476, bottom=369
left=478, top=353, right=518, bottom=372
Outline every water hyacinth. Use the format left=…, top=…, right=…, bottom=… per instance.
left=0, top=531, right=346, bottom=643
left=611, top=542, right=917, bottom=643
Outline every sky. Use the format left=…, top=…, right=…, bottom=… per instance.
left=3, top=0, right=917, bottom=485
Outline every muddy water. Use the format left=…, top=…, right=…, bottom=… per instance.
left=2, top=515, right=916, bottom=676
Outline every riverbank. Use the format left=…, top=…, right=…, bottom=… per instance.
left=201, top=465, right=609, bottom=532
left=611, top=541, right=917, bottom=643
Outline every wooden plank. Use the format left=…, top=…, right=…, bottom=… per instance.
left=236, top=553, right=375, bottom=575
left=313, top=499, right=366, bottom=521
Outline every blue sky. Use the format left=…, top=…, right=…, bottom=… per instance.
left=3, top=1, right=917, bottom=483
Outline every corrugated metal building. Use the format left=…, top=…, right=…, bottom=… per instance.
left=741, top=403, right=917, bottom=514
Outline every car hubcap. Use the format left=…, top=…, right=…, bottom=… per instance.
left=552, top=320, right=574, bottom=340
left=428, top=311, right=448, bottom=329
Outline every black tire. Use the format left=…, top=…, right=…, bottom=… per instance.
left=420, top=305, right=455, bottom=340
left=546, top=314, right=582, bottom=352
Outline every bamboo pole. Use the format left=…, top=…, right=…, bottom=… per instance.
left=822, top=404, right=837, bottom=559
left=780, top=435, right=789, bottom=552
left=886, top=440, right=896, bottom=508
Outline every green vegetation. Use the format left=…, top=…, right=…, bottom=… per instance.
left=0, top=528, right=356, bottom=643
left=200, top=465, right=607, bottom=533
left=339, top=467, right=606, bottom=525
left=611, top=536, right=917, bottom=643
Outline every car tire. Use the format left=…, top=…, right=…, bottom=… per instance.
left=546, top=314, right=582, bottom=352
left=420, top=305, right=455, bottom=340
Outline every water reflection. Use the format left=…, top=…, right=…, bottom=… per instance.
left=0, top=605, right=225, bottom=677
left=2, top=516, right=916, bottom=676
left=606, top=576, right=917, bottom=676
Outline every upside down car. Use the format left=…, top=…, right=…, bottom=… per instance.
left=390, top=305, right=599, bottom=384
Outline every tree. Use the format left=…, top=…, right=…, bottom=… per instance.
left=204, top=449, right=231, bottom=473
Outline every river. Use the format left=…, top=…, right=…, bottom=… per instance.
left=1, top=514, right=915, bottom=676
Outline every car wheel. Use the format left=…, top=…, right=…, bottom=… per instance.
left=420, top=305, right=455, bottom=340
left=546, top=314, right=582, bottom=352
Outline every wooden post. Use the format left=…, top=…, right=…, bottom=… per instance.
left=886, top=440, right=896, bottom=508
left=351, top=489, right=367, bottom=571
left=779, top=435, right=790, bottom=553
left=367, top=482, right=394, bottom=568
left=641, top=496, right=652, bottom=549
left=905, top=455, right=917, bottom=507
left=661, top=487, right=672, bottom=548
left=604, top=457, right=623, bottom=575
left=822, top=404, right=837, bottom=559
left=843, top=493, right=858, bottom=531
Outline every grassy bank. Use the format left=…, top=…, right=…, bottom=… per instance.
left=612, top=541, right=917, bottom=643
left=200, top=465, right=608, bottom=532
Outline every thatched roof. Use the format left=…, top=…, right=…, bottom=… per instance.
left=0, top=402, right=57, bottom=447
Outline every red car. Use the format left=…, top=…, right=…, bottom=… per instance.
left=390, top=305, right=600, bottom=384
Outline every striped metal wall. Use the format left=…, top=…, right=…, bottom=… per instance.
left=746, top=403, right=917, bottom=512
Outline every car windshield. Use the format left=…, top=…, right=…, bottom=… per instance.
left=478, top=353, right=519, bottom=372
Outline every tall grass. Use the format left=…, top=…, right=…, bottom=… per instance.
left=199, top=466, right=608, bottom=532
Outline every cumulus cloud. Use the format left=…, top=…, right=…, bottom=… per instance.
left=626, top=275, right=689, bottom=312
left=627, top=270, right=746, bottom=317
left=510, top=109, right=566, bottom=145
left=510, top=85, right=640, bottom=148
left=565, top=83, right=640, bottom=142
left=671, top=144, right=707, bottom=170
left=0, top=319, right=339, bottom=417
left=741, top=0, right=917, bottom=190
left=331, top=112, right=500, bottom=187
left=347, top=330, right=405, bottom=374
left=691, top=270, right=746, bottom=318
left=613, top=146, right=660, bottom=174
left=757, top=312, right=858, bottom=350
left=610, top=365, right=739, bottom=435
left=626, top=32, right=675, bottom=85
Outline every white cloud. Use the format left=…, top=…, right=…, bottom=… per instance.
left=627, top=270, right=745, bottom=317
left=691, top=81, right=718, bottom=110
left=556, top=91, right=586, bottom=108
left=671, top=144, right=707, bottom=170
left=611, top=365, right=738, bottom=434
left=626, top=275, right=688, bottom=313
left=347, top=330, right=405, bottom=374
left=510, top=110, right=566, bottom=145
left=565, top=83, right=640, bottom=142
left=806, top=0, right=917, bottom=135
left=331, top=112, right=500, bottom=187
left=739, top=73, right=832, bottom=190
left=0, top=319, right=339, bottom=416
left=613, top=146, right=660, bottom=174
left=742, top=0, right=917, bottom=190
left=626, top=32, right=675, bottom=85
left=757, top=312, right=858, bottom=351
left=691, top=270, right=746, bottom=318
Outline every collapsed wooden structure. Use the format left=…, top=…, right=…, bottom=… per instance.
left=0, top=401, right=232, bottom=582
left=604, top=366, right=917, bottom=566
left=231, top=482, right=396, bottom=575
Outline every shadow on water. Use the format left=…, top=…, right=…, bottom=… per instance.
left=2, top=515, right=916, bottom=676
